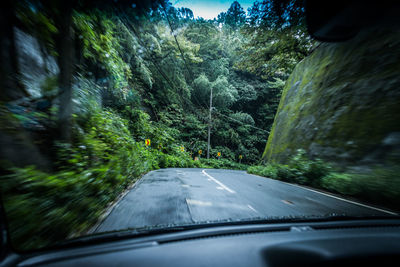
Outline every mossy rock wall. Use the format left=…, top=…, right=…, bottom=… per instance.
left=262, top=28, right=400, bottom=166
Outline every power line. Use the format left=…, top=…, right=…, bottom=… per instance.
left=137, top=6, right=208, bottom=109
left=117, top=13, right=177, bottom=93
left=117, top=11, right=185, bottom=99
left=156, top=8, right=266, bottom=136
left=213, top=109, right=270, bottom=134
left=207, top=85, right=213, bottom=159
left=113, top=7, right=210, bottom=124
left=115, top=6, right=265, bottom=142
left=156, top=6, right=268, bottom=147
left=158, top=2, right=209, bottom=108
left=159, top=1, right=194, bottom=80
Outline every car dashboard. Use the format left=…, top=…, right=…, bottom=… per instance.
left=4, top=219, right=399, bottom=267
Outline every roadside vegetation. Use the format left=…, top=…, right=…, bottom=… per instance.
left=29, top=0, right=400, bottom=254
left=1, top=110, right=246, bottom=249
left=1, top=0, right=312, bottom=249
left=248, top=150, right=400, bottom=212
left=2, top=0, right=398, bottom=252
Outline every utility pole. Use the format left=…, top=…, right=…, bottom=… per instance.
left=207, top=87, right=213, bottom=159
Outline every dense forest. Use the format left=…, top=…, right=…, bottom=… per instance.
left=2, top=0, right=399, bottom=251
left=0, top=0, right=314, bottom=248
left=1, top=0, right=313, bottom=164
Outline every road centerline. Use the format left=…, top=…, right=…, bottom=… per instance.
left=186, top=198, right=213, bottom=206
left=202, top=169, right=236, bottom=194
left=247, top=204, right=259, bottom=214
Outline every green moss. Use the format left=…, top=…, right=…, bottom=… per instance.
left=263, top=28, right=400, bottom=166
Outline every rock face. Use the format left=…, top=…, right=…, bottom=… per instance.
left=15, top=28, right=59, bottom=98
left=0, top=28, right=58, bottom=171
left=262, top=27, right=400, bottom=167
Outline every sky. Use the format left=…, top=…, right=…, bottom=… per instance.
left=172, top=0, right=255, bottom=20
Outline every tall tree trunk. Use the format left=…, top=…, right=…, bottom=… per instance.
left=56, top=2, right=74, bottom=142
left=0, top=0, right=28, bottom=102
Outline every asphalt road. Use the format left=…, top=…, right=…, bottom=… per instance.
left=95, top=168, right=393, bottom=233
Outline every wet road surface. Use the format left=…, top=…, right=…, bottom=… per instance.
left=96, top=168, right=392, bottom=232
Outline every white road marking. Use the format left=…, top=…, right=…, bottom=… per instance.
left=282, top=181, right=397, bottom=215
left=186, top=199, right=212, bottom=206
left=181, top=184, right=190, bottom=188
left=247, top=204, right=259, bottom=213
left=282, top=199, right=294, bottom=205
left=202, top=170, right=236, bottom=193
left=216, top=186, right=224, bottom=190
left=248, top=173, right=397, bottom=215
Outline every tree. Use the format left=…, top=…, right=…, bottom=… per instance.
left=217, top=12, right=226, bottom=24
left=247, top=0, right=305, bottom=28
left=192, top=73, right=211, bottom=103
left=237, top=84, right=257, bottom=103
left=55, top=1, right=75, bottom=142
left=236, top=0, right=314, bottom=79
left=212, top=75, right=238, bottom=108
left=0, top=0, right=307, bottom=167
left=0, top=0, right=28, bottom=101
left=224, top=1, right=246, bottom=29
left=178, top=7, right=194, bottom=20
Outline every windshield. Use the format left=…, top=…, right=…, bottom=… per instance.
left=0, top=0, right=399, bottom=251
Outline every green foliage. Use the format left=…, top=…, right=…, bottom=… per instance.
left=73, top=11, right=132, bottom=93
left=247, top=165, right=278, bottom=178
left=230, top=112, right=255, bottom=126
left=125, top=108, right=153, bottom=140
left=200, top=159, right=247, bottom=171
left=210, top=146, right=235, bottom=161
left=248, top=149, right=331, bottom=184
left=236, top=27, right=313, bottom=79
left=212, top=75, right=238, bottom=108
left=115, top=20, right=153, bottom=89
left=321, top=167, right=400, bottom=210
left=236, top=84, right=257, bottom=103
left=320, top=173, right=360, bottom=195
left=248, top=152, right=400, bottom=212
left=1, top=0, right=318, bottom=251
left=217, top=1, right=246, bottom=29
left=40, top=76, right=58, bottom=95
left=192, top=73, right=211, bottom=102
left=288, top=149, right=331, bottom=186
left=15, top=3, right=58, bottom=54
left=1, top=107, right=202, bottom=250
left=236, top=0, right=313, bottom=80
left=2, top=165, right=129, bottom=250
left=157, top=153, right=202, bottom=168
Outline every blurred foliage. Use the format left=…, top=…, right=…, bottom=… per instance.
left=248, top=149, right=330, bottom=186
left=1, top=0, right=399, bottom=253
left=248, top=150, right=400, bottom=212
left=237, top=0, right=314, bottom=79
left=321, top=167, right=400, bottom=211
left=1, top=105, right=248, bottom=250
left=1, top=0, right=320, bottom=251
left=200, top=158, right=248, bottom=171
left=73, top=11, right=132, bottom=94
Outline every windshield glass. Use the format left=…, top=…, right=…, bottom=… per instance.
left=0, top=0, right=399, bottom=251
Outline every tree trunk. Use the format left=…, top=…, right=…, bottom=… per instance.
left=56, top=2, right=74, bottom=142
left=0, top=0, right=28, bottom=102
